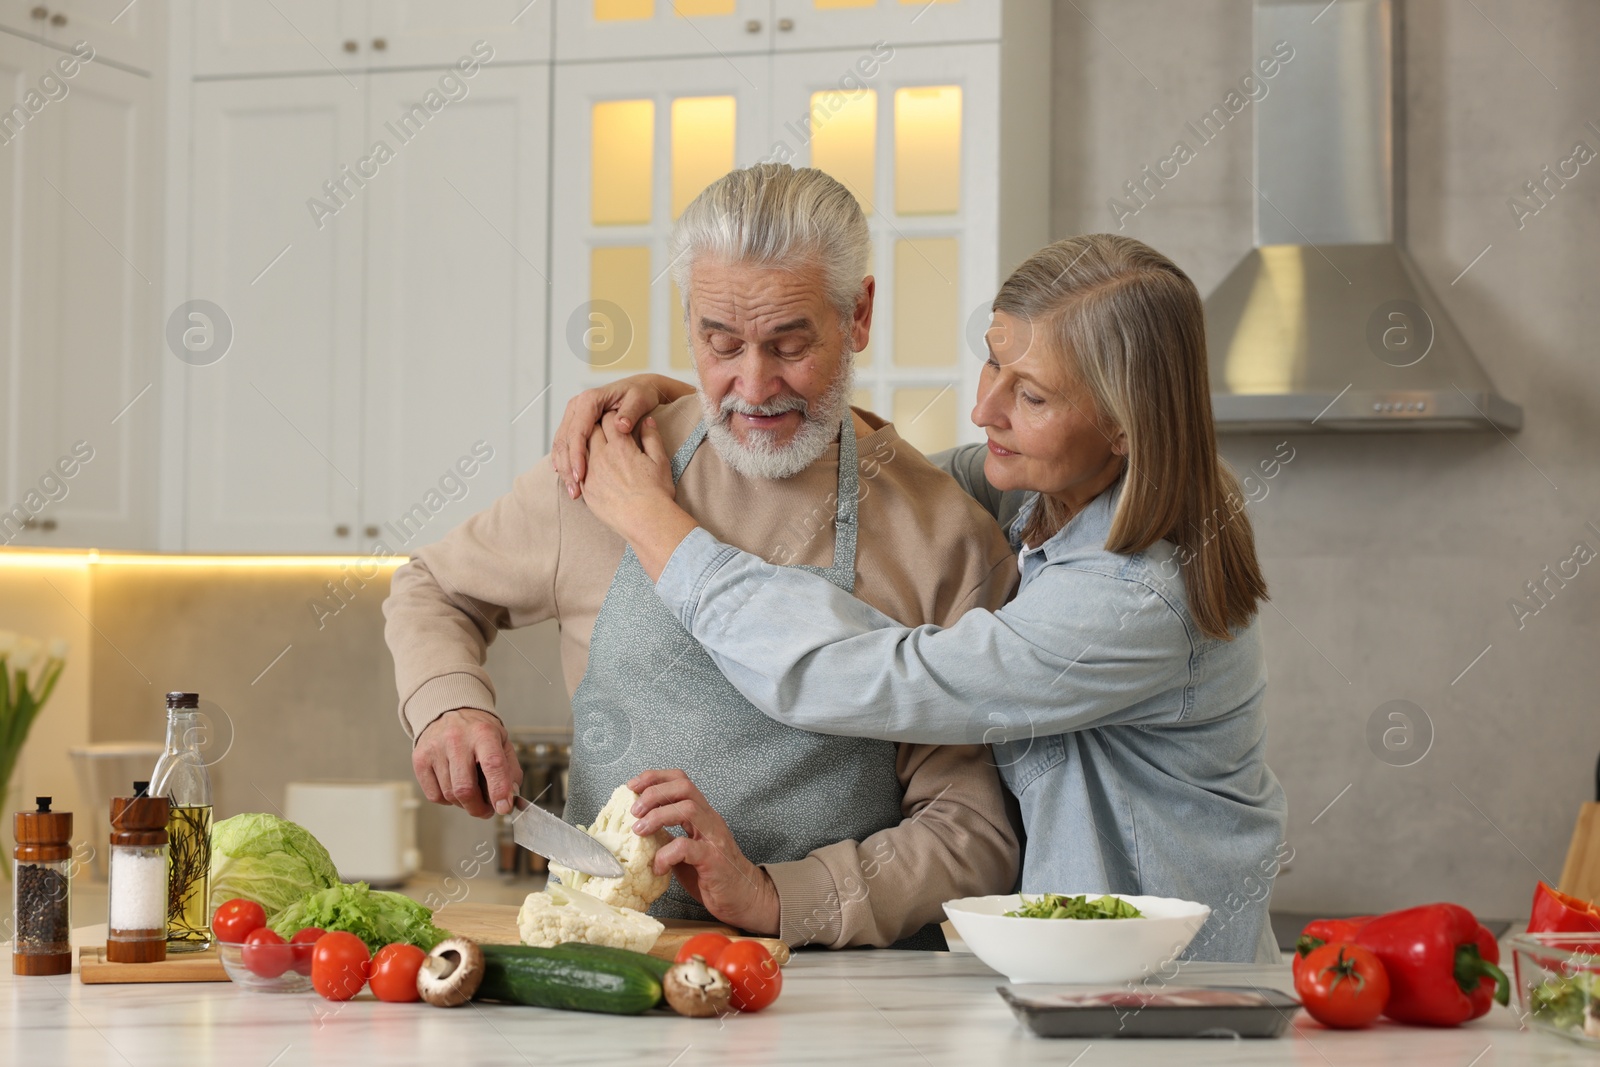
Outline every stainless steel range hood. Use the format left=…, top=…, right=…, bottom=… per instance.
left=1205, top=0, right=1522, bottom=432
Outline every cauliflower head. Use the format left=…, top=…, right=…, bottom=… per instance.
left=549, top=784, right=672, bottom=911
left=517, top=882, right=664, bottom=954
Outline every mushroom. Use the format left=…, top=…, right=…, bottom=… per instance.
left=417, top=938, right=485, bottom=1007
left=662, top=955, right=733, bottom=1018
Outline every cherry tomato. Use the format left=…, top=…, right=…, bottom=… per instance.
left=369, top=943, right=426, bottom=1003
left=213, top=899, right=267, bottom=944
left=290, top=927, right=327, bottom=976
left=311, top=931, right=371, bottom=1001
left=1295, top=942, right=1390, bottom=1029
left=241, top=928, right=293, bottom=978
left=717, top=940, right=782, bottom=1013
left=675, top=933, right=732, bottom=966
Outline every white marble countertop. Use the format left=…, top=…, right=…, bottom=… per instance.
left=4, top=924, right=1591, bottom=1067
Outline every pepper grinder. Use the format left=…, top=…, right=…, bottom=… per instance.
left=106, top=783, right=170, bottom=964
left=13, top=796, right=73, bottom=976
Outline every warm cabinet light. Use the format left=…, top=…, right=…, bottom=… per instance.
left=0, top=551, right=409, bottom=569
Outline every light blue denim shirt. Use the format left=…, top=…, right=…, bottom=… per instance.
left=654, top=446, right=1288, bottom=964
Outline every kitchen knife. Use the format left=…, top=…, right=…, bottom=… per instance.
left=473, top=771, right=624, bottom=883
left=476, top=767, right=624, bottom=877
left=508, top=796, right=626, bottom=877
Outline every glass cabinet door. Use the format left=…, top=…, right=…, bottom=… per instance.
left=555, top=0, right=773, bottom=61
left=770, top=0, right=1000, bottom=52
left=548, top=55, right=771, bottom=418
left=770, top=44, right=999, bottom=454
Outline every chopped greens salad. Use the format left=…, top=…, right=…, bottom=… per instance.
left=1527, top=971, right=1600, bottom=1038
left=1005, top=893, right=1144, bottom=920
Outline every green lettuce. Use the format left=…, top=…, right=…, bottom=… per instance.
left=209, top=813, right=341, bottom=919
left=269, top=882, right=448, bottom=952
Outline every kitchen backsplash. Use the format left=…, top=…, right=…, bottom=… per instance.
left=1, top=561, right=571, bottom=878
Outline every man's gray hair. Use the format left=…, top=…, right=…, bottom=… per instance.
left=668, top=164, right=870, bottom=322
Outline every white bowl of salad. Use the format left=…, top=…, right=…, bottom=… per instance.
left=943, top=892, right=1211, bottom=984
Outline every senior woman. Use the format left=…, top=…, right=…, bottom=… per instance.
left=557, top=234, right=1288, bottom=964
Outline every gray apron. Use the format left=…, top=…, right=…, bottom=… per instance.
left=566, top=417, right=920, bottom=939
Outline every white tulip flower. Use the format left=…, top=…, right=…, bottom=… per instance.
left=46, top=638, right=68, bottom=661
left=0, top=631, right=15, bottom=656
left=11, top=637, right=41, bottom=675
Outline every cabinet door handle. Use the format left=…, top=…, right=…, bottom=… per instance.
left=334, top=524, right=351, bottom=537
left=744, top=18, right=761, bottom=33
left=777, top=17, right=794, bottom=31
left=342, top=39, right=358, bottom=53
left=49, top=11, right=65, bottom=25
left=30, top=6, right=47, bottom=20
left=20, top=518, right=57, bottom=531
left=363, top=524, right=379, bottom=538
left=371, top=37, right=387, bottom=51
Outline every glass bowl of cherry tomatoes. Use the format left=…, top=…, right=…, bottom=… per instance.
left=213, top=897, right=319, bottom=993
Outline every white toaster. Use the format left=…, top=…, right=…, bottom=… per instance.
left=284, top=780, right=420, bottom=886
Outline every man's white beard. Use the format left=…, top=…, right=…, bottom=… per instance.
left=700, top=364, right=855, bottom=481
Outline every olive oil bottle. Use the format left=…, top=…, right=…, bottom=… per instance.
left=150, top=692, right=213, bottom=952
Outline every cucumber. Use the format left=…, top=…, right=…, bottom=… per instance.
left=555, top=942, right=672, bottom=984
left=475, top=944, right=662, bottom=1015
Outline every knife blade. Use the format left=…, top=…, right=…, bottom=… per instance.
left=508, top=795, right=626, bottom=878
left=475, top=767, right=625, bottom=877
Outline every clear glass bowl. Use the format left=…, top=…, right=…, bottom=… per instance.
left=217, top=939, right=316, bottom=994
left=1510, top=931, right=1600, bottom=1047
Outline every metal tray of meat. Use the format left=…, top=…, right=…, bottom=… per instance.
left=999, top=984, right=1299, bottom=1039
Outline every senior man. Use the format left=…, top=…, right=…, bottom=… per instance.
left=384, top=163, right=1019, bottom=949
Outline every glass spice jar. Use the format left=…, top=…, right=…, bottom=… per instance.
left=13, top=796, right=73, bottom=976
left=106, top=784, right=169, bottom=964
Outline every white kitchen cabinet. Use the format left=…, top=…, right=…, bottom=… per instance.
left=769, top=42, right=1005, bottom=454
left=548, top=1, right=1049, bottom=456
left=548, top=53, right=772, bottom=416
left=191, top=1, right=365, bottom=78
left=1, top=0, right=161, bottom=71
left=54, top=0, right=163, bottom=71
left=0, top=33, right=161, bottom=549
left=361, top=64, right=549, bottom=554
left=367, top=1, right=551, bottom=67
left=770, top=0, right=999, bottom=52
left=553, top=0, right=771, bottom=62
left=184, top=76, right=365, bottom=552
left=192, top=1, right=548, bottom=78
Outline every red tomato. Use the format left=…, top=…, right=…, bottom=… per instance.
left=369, top=943, right=426, bottom=1003
left=290, top=927, right=327, bottom=976
left=1295, top=942, right=1390, bottom=1029
left=311, top=931, right=371, bottom=1001
left=213, top=899, right=267, bottom=944
left=717, top=940, right=782, bottom=1013
left=241, top=928, right=293, bottom=978
left=675, top=933, right=732, bottom=966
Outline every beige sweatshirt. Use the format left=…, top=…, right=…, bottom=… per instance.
left=383, top=396, right=1021, bottom=948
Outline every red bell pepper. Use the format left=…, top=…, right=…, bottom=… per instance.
left=1352, top=903, right=1509, bottom=1027
left=1293, top=917, right=1375, bottom=983
left=1528, top=882, right=1600, bottom=935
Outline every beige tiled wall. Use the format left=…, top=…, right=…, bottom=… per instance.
left=8, top=561, right=571, bottom=878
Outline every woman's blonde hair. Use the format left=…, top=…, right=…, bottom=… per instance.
left=993, top=234, right=1268, bottom=639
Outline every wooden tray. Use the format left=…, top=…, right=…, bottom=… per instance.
left=77, top=903, right=788, bottom=984
left=78, top=945, right=227, bottom=984
left=435, top=902, right=790, bottom=965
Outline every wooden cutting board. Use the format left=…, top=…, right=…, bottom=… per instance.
left=75, top=902, right=789, bottom=984
left=78, top=946, right=228, bottom=984
left=1561, top=802, right=1600, bottom=904
left=434, top=901, right=790, bottom=965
